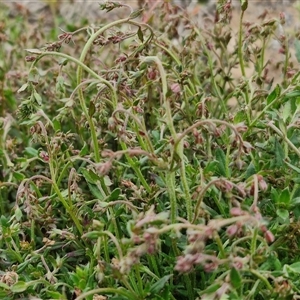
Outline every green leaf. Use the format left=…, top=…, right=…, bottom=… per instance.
left=295, top=39, right=300, bottom=63
left=33, top=91, right=42, bottom=105
left=108, top=188, right=121, bottom=201
left=80, top=143, right=89, bottom=156
left=83, top=231, right=101, bottom=239
left=279, top=188, right=290, bottom=205
left=129, top=8, right=144, bottom=19
left=282, top=100, right=291, bottom=123
left=273, top=138, right=285, bottom=168
left=104, top=175, right=113, bottom=186
left=0, top=282, right=10, bottom=290
left=286, top=261, right=300, bottom=273
left=10, top=281, right=28, bottom=293
left=137, top=27, right=144, bottom=42
left=149, top=275, right=172, bottom=294
left=267, top=84, right=280, bottom=105
left=25, top=48, right=43, bottom=54
left=204, top=161, right=218, bottom=175
left=230, top=267, right=242, bottom=289
left=201, top=283, right=221, bottom=295
left=28, top=68, right=40, bottom=84
left=276, top=209, right=289, bottom=222
left=89, top=100, right=96, bottom=117
left=13, top=172, right=25, bottom=181
left=290, top=197, right=300, bottom=207
left=17, top=83, right=28, bottom=93
left=271, top=187, right=279, bottom=203
left=53, top=119, right=61, bottom=131
left=80, top=168, right=101, bottom=184
left=14, top=206, right=23, bottom=221
left=24, top=147, right=38, bottom=157
left=46, top=291, right=65, bottom=299
left=87, top=182, right=104, bottom=200
left=285, top=161, right=300, bottom=174
left=245, top=163, right=256, bottom=179
left=215, top=148, right=229, bottom=177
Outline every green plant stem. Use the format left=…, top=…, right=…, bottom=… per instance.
left=250, top=228, right=258, bottom=268
left=166, top=171, right=177, bottom=224
left=192, top=26, right=227, bottom=116
left=180, top=159, right=192, bottom=222
left=119, top=141, right=151, bottom=193
left=267, top=121, right=300, bottom=158
left=134, top=265, right=144, bottom=295
left=140, top=56, right=176, bottom=139
left=249, top=269, right=273, bottom=291
left=74, top=287, right=138, bottom=300
left=183, top=274, right=194, bottom=300
left=192, top=178, right=227, bottom=223
left=238, top=10, right=246, bottom=78
left=113, top=108, right=155, bottom=153
left=52, top=180, right=83, bottom=235
left=214, top=232, right=226, bottom=259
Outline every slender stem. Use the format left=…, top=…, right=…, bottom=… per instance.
left=180, top=159, right=192, bottom=222
left=267, top=121, right=300, bottom=158
left=214, top=232, right=226, bottom=259
left=249, top=269, right=273, bottom=291
left=74, top=288, right=137, bottom=300
left=166, top=172, right=177, bottom=224
left=238, top=10, right=246, bottom=77
left=140, top=56, right=177, bottom=139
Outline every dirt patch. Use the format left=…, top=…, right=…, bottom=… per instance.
left=4, top=0, right=300, bottom=85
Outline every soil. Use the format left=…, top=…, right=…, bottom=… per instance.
left=3, top=0, right=300, bottom=84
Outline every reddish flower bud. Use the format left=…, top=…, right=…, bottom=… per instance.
left=264, top=230, right=275, bottom=244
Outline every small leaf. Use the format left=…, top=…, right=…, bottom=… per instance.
left=282, top=100, right=291, bottom=122
left=87, top=182, right=104, bottom=200
left=137, top=27, right=144, bottom=42
left=279, top=187, right=290, bottom=205
left=215, top=148, right=229, bottom=177
left=89, top=100, right=96, bottom=117
left=104, top=175, right=113, bottom=186
left=14, top=206, right=23, bottom=221
left=267, top=84, right=280, bottom=105
left=285, top=161, right=300, bottom=174
left=10, top=281, right=28, bottom=293
left=149, top=275, right=172, bottom=294
left=295, top=39, right=300, bottom=63
left=25, top=48, right=43, bottom=54
left=80, top=168, right=101, bottom=184
left=0, top=281, right=9, bottom=290
left=17, top=83, right=28, bottom=93
left=53, top=119, right=61, bottom=131
left=230, top=267, right=242, bottom=289
left=80, top=143, right=89, bottom=156
left=13, top=172, right=25, bottom=181
left=83, top=231, right=101, bottom=239
left=276, top=209, right=289, bottom=222
left=24, top=147, right=39, bottom=157
left=245, top=163, right=256, bottom=179
left=33, top=91, right=42, bottom=105
left=286, top=262, right=300, bottom=273
left=108, top=188, right=121, bottom=201
left=129, top=8, right=144, bottom=19
left=28, top=68, right=40, bottom=84
left=273, top=138, right=285, bottom=168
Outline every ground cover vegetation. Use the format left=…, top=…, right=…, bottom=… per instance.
left=1, top=0, right=300, bottom=299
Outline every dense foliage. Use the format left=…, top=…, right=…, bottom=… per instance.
left=1, top=1, right=300, bottom=299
